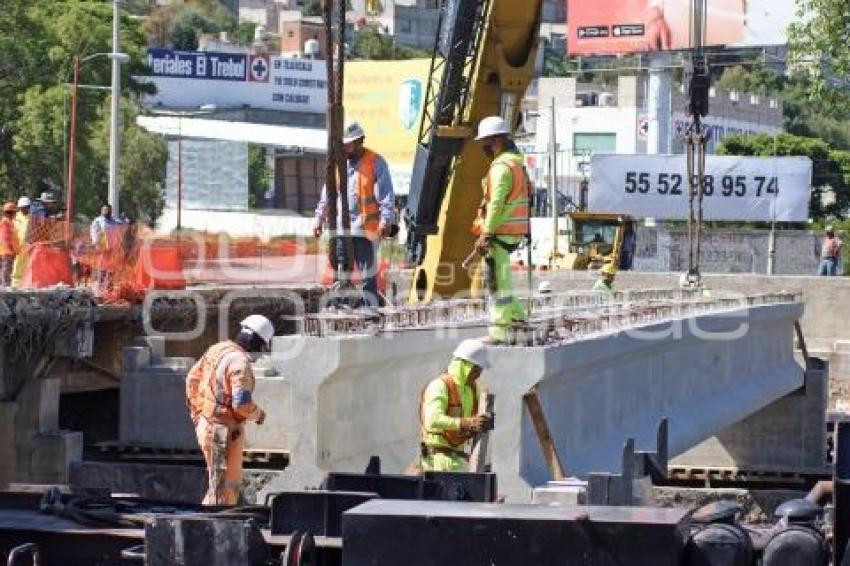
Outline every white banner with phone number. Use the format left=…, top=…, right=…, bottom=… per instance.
left=589, top=155, right=812, bottom=222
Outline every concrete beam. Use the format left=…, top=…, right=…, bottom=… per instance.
left=259, top=301, right=804, bottom=502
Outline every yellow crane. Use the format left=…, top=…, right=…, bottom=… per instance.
left=403, top=0, right=543, bottom=302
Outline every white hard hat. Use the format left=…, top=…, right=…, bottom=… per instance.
left=240, top=315, right=274, bottom=347
left=475, top=116, right=510, bottom=141
left=17, top=197, right=30, bottom=208
left=452, top=339, right=491, bottom=370
left=538, top=281, right=552, bottom=294
left=342, top=121, right=366, bottom=144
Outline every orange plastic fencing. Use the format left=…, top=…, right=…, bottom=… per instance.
left=14, top=222, right=319, bottom=302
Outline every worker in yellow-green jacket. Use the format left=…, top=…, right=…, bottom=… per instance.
left=471, top=116, right=532, bottom=343
left=593, top=262, right=617, bottom=294
left=420, top=339, right=494, bottom=472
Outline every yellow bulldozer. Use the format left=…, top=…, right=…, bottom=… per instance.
left=552, top=212, right=636, bottom=271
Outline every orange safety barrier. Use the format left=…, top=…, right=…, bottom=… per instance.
left=23, top=243, right=73, bottom=288
left=135, top=245, right=186, bottom=291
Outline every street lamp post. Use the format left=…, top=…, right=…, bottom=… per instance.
left=66, top=52, right=129, bottom=243
left=108, top=0, right=123, bottom=216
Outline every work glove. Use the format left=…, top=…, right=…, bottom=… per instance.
left=312, top=220, right=323, bottom=238
left=475, top=234, right=491, bottom=255
left=255, top=408, right=266, bottom=426
left=460, top=412, right=495, bottom=434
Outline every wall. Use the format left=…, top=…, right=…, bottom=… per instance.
left=633, top=226, right=822, bottom=275
left=393, top=4, right=440, bottom=49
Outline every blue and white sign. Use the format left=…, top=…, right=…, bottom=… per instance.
left=141, top=50, right=327, bottom=114
left=398, top=78, right=423, bottom=131
left=146, top=49, right=247, bottom=81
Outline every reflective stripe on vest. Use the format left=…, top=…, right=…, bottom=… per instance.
left=476, top=153, right=531, bottom=236
left=420, top=373, right=479, bottom=449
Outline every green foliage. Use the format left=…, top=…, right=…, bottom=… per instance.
left=352, top=26, right=430, bottom=60
left=788, top=0, right=850, bottom=114
left=0, top=0, right=167, bottom=223
left=248, top=145, right=270, bottom=209
left=716, top=133, right=850, bottom=220
left=542, top=51, right=574, bottom=78
left=303, top=0, right=322, bottom=17
left=145, top=0, right=237, bottom=49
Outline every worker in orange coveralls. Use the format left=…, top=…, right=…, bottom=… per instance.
left=0, top=202, right=20, bottom=287
left=185, top=315, right=273, bottom=505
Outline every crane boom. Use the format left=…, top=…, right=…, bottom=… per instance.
left=404, top=0, right=543, bottom=302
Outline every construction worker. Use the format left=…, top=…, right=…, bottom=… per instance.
left=593, top=263, right=617, bottom=294
left=11, top=196, right=30, bottom=287
left=313, top=121, right=395, bottom=309
left=472, top=116, right=531, bottom=343
left=90, top=204, right=126, bottom=292
left=185, top=315, right=273, bottom=505
left=420, top=339, right=494, bottom=472
left=0, top=202, right=19, bottom=287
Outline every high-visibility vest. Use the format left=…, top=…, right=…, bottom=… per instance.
left=337, top=149, right=381, bottom=237
left=0, top=218, right=19, bottom=257
left=420, top=373, right=479, bottom=448
left=194, top=341, right=250, bottom=425
left=473, top=152, right=531, bottom=236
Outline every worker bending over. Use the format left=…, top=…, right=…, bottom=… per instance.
left=472, top=116, right=532, bottom=343
left=593, top=263, right=617, bottom=294
left=420, top=339, right=494, bottom=472
left=186, top=315, right=272, bottom=505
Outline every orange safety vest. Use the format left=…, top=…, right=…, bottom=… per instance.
left=0, top=218, right=19, bottom=257
left=420, top=373, right=479, bottom=448
left=473, top=154, right=531, bottom=236
left=337, top=149, right=381, bottom=237
left=194, top=341, right=250, bottom=426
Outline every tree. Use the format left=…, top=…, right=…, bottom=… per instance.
left=717, top=133, right=850, bottom=220
left=145, top=0, right=237, bottom=49
left=0, top=1, right=166, bottom=223
left=788, top=0, right=850, bottom=114
left=352, top=27, right=430, bottom=60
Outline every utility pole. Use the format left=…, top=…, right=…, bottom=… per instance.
left=684, top=0, right=709, bottom=287
left=767, top=134, right=778, bottom=275
left=108, top=0, right=122, bottom=216
left=549, top=97, right=558, bottom=266
left=66, top=57, right=80, bottom=244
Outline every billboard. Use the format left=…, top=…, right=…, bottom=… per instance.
left=567, top=0, right=797, bottom=56
left=142, top=50, right=327, bottom=114
left=589, top=154, right=812, bottom=222
left=343, top=59, right=431, bottom=195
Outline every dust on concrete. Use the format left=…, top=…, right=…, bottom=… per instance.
left=242, top=471, right=284, bottom=505
left=652, top=487, right=808, bottom=524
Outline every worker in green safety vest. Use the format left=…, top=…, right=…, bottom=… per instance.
left=593, top=262, right=617, bottom=294
left=420, top=339, right=494, bottom=472
left=471, top=116, right=532, bottom=343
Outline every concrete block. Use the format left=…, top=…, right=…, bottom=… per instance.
left=532, top=479, right=588, bottom=505
left=672, top=357, right=828, bottom=472
left=0, top=402, right=17, bottom=489
left=120, top=368, right=196, bottom=449
left=24, top=431, right=83, bottom=484
left=122, top=346, right=151, bottom=372
left=38, top=378, right=61, bottom=433
left=134, top=335, right=166, bottom=361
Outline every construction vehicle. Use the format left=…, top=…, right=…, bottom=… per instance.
left=403, top=0, right=543, bottom=302
left=551, top=212, right=636, bottom=271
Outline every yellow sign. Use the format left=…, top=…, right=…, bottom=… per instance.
left=344, top=59, right=431, bottom=192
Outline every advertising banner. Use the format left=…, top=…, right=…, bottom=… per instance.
left=142, top=50, right=327, bottom=114
left=589, top=154, right=812, bottom=222
left=343, top=59, right=431, bottom=194
left=567, top=0, right=797, bottom=55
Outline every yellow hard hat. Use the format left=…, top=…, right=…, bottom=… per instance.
left=600, top=263, right=617, bottom=276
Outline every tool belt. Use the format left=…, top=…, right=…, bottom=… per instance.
left=421, top=443, right=469, bottom=461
